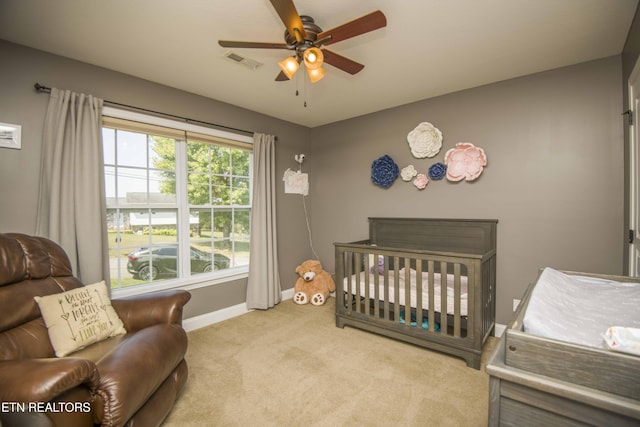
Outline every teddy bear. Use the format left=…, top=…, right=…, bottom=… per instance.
left=370, top=255, right=385, bottom=274
left=293, top=259, right=336, bottom=306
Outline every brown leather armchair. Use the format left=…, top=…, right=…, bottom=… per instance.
left=0, top=233, right=191, bottom=427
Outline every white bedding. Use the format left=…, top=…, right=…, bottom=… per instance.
left=523, top=267, right=640, bottom=349
left=343, top=268, right=468, bottom=316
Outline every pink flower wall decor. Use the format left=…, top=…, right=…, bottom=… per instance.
left=413, top=173, right=429, bottom=190
left=444, top=142, right=487, bottom=182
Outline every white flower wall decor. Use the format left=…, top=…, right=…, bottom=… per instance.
left=407, top=122, right=443, bottom=158
left=400, top=165, right=418, bottom=181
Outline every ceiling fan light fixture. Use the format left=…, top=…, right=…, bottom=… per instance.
left=278, top=56, right=300, bottom=79
left=218, top=3, right=387, bottom=83
left=303, top=47, right=324, bottom=70
left=308, top=66, right=326, bottom=83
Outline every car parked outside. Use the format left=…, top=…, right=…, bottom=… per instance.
left=127, top=244, right=230, bottom=281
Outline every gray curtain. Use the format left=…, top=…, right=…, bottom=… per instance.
left=35, top=88, right=109, bottom=284
left=246, top=133, right=281, bottom=309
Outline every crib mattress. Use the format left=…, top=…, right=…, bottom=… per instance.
left=523, top=267, right=640, bottom=349
left=343, top=268, right=468, bottom=316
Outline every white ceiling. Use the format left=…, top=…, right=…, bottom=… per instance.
left=0, top=0, right=637, bottom=127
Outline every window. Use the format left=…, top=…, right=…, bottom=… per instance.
left=102, top=108, right=252, bottom=293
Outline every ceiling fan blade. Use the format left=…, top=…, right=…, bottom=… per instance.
left=270, top=0, right=306, bottom=43
left=218, top=40, right=289, bottom=49
left=322, top=50, right=365, bottom=75
left=275, top=71, right=290, bottom=81
left=317, top=10, right=386, bottom=46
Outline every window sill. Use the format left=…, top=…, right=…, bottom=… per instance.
left=111, top=266, right=249, bottom=299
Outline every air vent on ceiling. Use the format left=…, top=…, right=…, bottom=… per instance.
left=223, top=51, right=263, bottom=70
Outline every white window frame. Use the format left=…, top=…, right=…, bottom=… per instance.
left=103, top=106, right=253, bottom=297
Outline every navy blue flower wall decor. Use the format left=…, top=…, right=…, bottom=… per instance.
left=428, top=162, right=447, bottom=180
left=371, top=155, right=399, bottom=188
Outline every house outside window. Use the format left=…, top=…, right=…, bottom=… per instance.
left=102, top=107, right=252, bottom=294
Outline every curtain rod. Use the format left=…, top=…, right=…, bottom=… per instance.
left=34, top=83, right=256, bottom=136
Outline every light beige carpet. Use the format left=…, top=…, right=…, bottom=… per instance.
left=163, top=298, right=497, bottom=427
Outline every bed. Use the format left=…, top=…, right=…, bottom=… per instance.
left=486, top=268, right=640, bottom=426
left=334, top=218, right=498, bottom=369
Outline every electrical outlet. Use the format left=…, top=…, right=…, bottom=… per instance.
left=513, top=299, right=521, bottom=312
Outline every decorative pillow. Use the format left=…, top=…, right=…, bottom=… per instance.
left=34, top=281, right=127, bottom=357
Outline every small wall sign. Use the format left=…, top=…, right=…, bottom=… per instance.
left=0, top=122, right=21, bottom=149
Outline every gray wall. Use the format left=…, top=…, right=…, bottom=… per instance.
left=0, top=40, right=314, bottom=319
left=622, top=5, right=640, bottom=82
left=308, top=56, right=624, bottom=324
left=623, top=6, right=640, bottom=273
left=0, top=39, right=628, bottom=326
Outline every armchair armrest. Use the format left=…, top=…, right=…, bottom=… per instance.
left=0, top=358, right=99, bottom=403
left=112, top=289, right=191, bottom=332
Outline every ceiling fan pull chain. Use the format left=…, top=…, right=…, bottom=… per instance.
left=304, top=68, right=308, bottom=107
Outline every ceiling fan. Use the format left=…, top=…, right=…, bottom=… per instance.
left=218, top=0, right=386, bottom=83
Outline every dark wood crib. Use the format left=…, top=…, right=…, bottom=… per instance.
left=334, top=218, right=497, bottom=369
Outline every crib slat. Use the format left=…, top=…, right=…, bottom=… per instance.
left=416, top=258, right=423, bottom=330
left=404, top=257, right=411, bottom=327
left=454, top=263, right=461, bottom=337
left=337, top=249, right=345, bottom=312
left=467, top=263, right=476, bottom=338
left=401, top=258, right=408, bottom=324
left=383, top=256, right=390, bottom=321
left=362, top=252, right=369, bottom=315
left=440, top=261, right=448, bottom=333
left=373, top=257, right=380, bottom=316
left=344, top=251, right=351, bottom=310
left=394, top=256, right=400, bottom=324
left=355, top=252, right=363, bottom=314
left=395, top=258, right=411, bottom=322
left=428, top=260, right=435, bottom=332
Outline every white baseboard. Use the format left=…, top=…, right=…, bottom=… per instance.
left=183, top=302, right=249, bottom=332
left=183, top=287, right=295, bottom=332
left=282, top=287, right=294, bottom=300
left=494, top=323, right=506, bottom=337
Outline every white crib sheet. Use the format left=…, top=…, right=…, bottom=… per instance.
left=343, top=268, right=468, bottom=316
left=523, top=267, right=640, bottom=349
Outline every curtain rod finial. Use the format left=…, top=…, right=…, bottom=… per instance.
left=34, top=83, right=51, bottom=93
